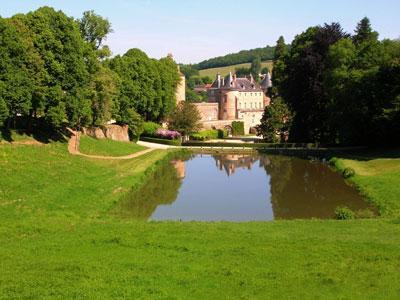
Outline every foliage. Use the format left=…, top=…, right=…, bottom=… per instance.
left=0, top=97, right=9, bottom=126
left=190, top=129, right=219, bottom=141
left=142, top=121, right=161, bottom=137
left=342, top=167, right=356, bottom=178
left=108, top=50, right=180, bottom=121
left=257, top=97, right=292, bottom=142
left=168, top=101, right=201, bottom=136
left=140, top=136, right=182, bottom=146
left=335, top=206, right=355, bottom=220
left=235, top=67, right=250, bottom=77
left=194, top=45, right=277, bottom=69
left=250, top=56, right=262, bottom=80
left=79, top=135, right=146, bottom=156
left=231, top=121, right=245, bottom=136
left=271, top=36, right=288, bottom=96
left=120, top=108, right=144, bottom=140
left=79, top=10, right=112, bottom=50
left=278, top=18, right=400, bottom=146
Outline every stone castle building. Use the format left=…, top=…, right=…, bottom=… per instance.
left=193, top=72, right=272, bottom=134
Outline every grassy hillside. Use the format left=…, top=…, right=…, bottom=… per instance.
left=332, top=149, right=400, bottom=217
left=199, top=60, right=273, bottom=78
left=1, top=138, right=400, bottom=298
left=79, top=136, right=146, bottom=156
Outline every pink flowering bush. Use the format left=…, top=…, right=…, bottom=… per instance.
left=155, top=128, right=181, bottom=140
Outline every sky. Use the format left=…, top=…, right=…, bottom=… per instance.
left=2, top=0, right=399, bottom=64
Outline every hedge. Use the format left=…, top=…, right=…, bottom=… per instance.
left=140, top=136, right=182, bottom=146
left=181, top=141, right=321, bottom=148
left=190, top=129, right=228, bottom=141
left=231, top=121, right=245, bottom=136
left=142, top=122, right=161, bottom=137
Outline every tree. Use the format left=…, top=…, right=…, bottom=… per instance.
left=353, top=17, right=378, bottom=46
left=89, top=66, right=118, bottom=125
left=281, top=23, right=348, bottom=143
left=109, top=49, right=179, bottom=122
left=250, top=56, right=261, bottom=80
left=79, top=10, right=112, bottom=49
left=271, top=36, right=288, bottom=95
left=0, top=96, right=9, bottom=126
left=0, top=17, right=43, bottom=128
left=168, top=102, right=201, bottom=139
left=120, top=108, right=144, bottom=140
left=235, top=67, right=250, bottom=77
left=256, top=97, right=292, bottom=142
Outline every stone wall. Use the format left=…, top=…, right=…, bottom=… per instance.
left=193, top=102, right=219, bottom=121
left=82, top=124, right=130, bottom=142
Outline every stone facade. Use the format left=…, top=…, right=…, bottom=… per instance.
left=175, top=73, right=186, bottom=104
left=193, top=72, right=272, bottom=134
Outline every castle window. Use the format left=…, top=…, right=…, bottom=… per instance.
left=239, top=102, right=241, bottom=108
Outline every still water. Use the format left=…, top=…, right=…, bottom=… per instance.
left=114, top=153, right=373, bottom=221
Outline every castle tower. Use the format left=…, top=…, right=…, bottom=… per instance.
left=175, top=68, right=186, bottom=104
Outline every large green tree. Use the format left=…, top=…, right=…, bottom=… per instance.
left=280, top=23, right=348, bottom=143
left=168, top=102, right=201, bottom=138
left=256, top=97, right=292, bottom=142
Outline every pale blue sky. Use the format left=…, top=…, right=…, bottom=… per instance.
left=2, top=0, right=399, bottom=63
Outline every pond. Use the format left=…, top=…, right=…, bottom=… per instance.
left=114, top=153, right=374, bottom=221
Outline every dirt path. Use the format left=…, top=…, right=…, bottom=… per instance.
left=67, top=128, right=154, bottom=160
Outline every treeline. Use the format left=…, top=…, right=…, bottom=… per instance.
left=193, top=45, right=277, bottom=70
left=0, top=7, right=180, bottom=134
left=269, top=18, right=400, bottom=146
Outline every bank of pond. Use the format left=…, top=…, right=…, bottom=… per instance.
left=113, top=151, right=377, bottom=221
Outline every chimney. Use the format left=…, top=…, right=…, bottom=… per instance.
left=217, top=73, right=221, bottom=88
left=233, top=73, right=237, bottom=84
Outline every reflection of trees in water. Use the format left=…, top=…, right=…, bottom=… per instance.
left=113, top=159, right=183, bottom=220
left=264, top=156, right=369, bottom=219
left=212, top=154, right=260, bottom=176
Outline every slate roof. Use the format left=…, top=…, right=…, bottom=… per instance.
left=210, top=73, right=263, bottom=91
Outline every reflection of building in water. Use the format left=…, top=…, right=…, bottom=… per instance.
left=214, top=154, right=262, bottom=176
left=172, top=160, right=186, bottom=179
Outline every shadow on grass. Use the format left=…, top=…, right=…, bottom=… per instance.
left=1, top=122, right=68, bottom=144
left=335, top=147, right=400, bottom=161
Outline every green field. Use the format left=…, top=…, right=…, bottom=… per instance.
left=332, top=149, right=400, bottom=218
left=198, top=60, right=273, bottom=78
left=79, top=135, right=146, bottom=156
left=1, top=139, right=400, bottom=298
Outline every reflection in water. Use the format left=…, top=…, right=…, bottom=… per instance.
left=112, top=159, right=183, bottom=219
left=114, top=153, right=374, bottom=221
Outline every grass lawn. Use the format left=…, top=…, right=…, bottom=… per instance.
left=332, top=149, right=400, bottom=218
left=79, top=135, right=146, bottom=156
left=198, top=61, right=273, bottom=78
left=1, top=141, right=400, bottom=298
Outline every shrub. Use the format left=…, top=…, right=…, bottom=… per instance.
left=335, top=206, right=355, bottom=220
left=218, top=129, right=227, bottom=138
left=329, top=157, right=338, bottom=166
left=155, top=128, right=181, bottom=140
left=342, top=167, right=355, bottom=178
left=231, top=121, right=245, bottom=136
left=142, top=122, right=161, bottom=137
left=190, top=129, right=220, bottom=141
left=140, top=136, right=181, bottom=146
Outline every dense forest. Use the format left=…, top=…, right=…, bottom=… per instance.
left=193, top=45, right=277, bottom=70
left=262, top=17, right=400, bottom=146
left=0, top=7, right=180, bottom=136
